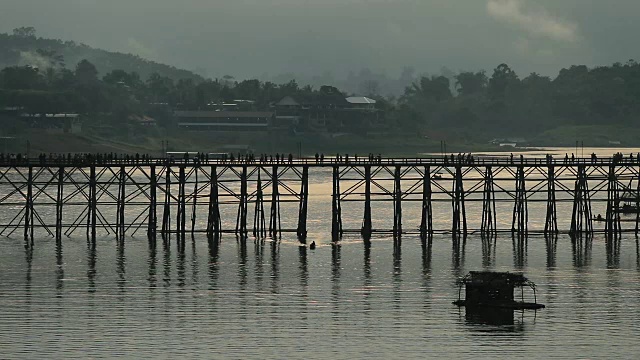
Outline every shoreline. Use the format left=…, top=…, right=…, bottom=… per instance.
left=4, top=129, right=640, bottom=157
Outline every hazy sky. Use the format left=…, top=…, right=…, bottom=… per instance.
left=2, top=0, right=640, bottom=80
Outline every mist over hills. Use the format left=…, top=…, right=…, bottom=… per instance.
left=5, top=0, right=640, bottom=97
left=4, top=24, right=640, bottom=150
left=0, top=28, right=425, bottom=97
left=0, top=29, right=202, bottom=83
left=4, top=0, right=640, bottom=97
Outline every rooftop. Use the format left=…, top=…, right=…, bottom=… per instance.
left=274, top=94, right=350, bottom=107
left=346, top=96, right=376, bottom=105
left=175, top=111, right=273, bottom=118
left=20, top=113, right=80, bottom=119
left=463, top=271, right=529, bottom=287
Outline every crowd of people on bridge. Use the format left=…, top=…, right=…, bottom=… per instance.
left=31, top=152, right=154, bottom=165
left=0, top=152, right=301, bottom=166
left=559, top=152, right=640, bottom=165
left=328, top=153, right=383, bottom=164
left=445, top=153, right=476, bottom=165
left=1, top=151, right=640, bottom=166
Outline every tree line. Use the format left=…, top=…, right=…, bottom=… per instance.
left=1, top=28, right=201, bottom=82
left=395, top=60, right=640, bottom=139
left=2, top=54, right=640, bottom=140
left=0, top=58, right=352, bottom=127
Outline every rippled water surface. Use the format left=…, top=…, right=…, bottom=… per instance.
left=1, top=233, right=640, bottom=359
left=2, top=148, right=640, bottom=359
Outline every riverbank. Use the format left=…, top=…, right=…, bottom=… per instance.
left=530, top=125, right=640, bottom=147
left=7, top=125, right=640, bottom=157
left=4, top=129, right=507, bottom=156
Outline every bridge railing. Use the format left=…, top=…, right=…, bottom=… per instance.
left=0, top=155, right=637, bottom=167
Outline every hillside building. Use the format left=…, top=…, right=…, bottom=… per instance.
left=272, top=95, right=381, bottom=132
left=19, top=113, right=82, bottom=133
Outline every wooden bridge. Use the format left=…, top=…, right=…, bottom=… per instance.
left=1, top=156, right=638, bottom=247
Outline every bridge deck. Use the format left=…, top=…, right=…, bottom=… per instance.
left=0, top=156, right=637, bottom=167
left=0, top=156, right=635, bottom=244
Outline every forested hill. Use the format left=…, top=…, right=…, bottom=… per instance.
left=0, top=28, right=202, bottom=82
left=4, top=27, right=640, bottom=147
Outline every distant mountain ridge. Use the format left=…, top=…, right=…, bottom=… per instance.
left=0, top=30, right=203, bottom=82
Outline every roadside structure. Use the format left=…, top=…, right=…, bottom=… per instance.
left=174, top=110, right=274, bottom=131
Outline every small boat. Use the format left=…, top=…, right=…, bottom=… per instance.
left=453, top=271, right=545, bottom=310
left=619, top=180, right=640, bottom=214
left=618, top=203, right=639, bottom=214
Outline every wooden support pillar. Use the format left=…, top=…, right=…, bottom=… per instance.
left=161, top=166, right=171, bottom=239
left=89, top=165, right=97, bottom=242
left=605, top=165, right=614, bottom=237
left=254, top=168, right=266, bottom=238
left=191, top=166, right=198, bottom=234
left=207, top=166, right=221, bottom=238
left=511, top=166, right=528, bottom=235
left=420, top=166, right=433, bottom=242
left=636, top=166, right=640, bottom=237
left=605, top=165, right=621, bottom=239
left=361, top=165, right=372, bottom=241
left=570, top=177, right=580, bottom=236
left=148, top=165, right=157, bottom=241
left=452, top=167, right=459, bottom=236
left=115, top=167, right=120, bottom=240
left=570, top=165, right=593, bottom=236
left=452, top=166, right=467, bottom=237
left=296, top=165, right=309, bottom=242
left=331, top=165, right=343, bottom=242
left=236, top=165, right=248, bottom=237
left=393, top=165, right=402, bottom=238
left=29, top=165, right=34, bottom=243
left=583, top=166, right=593, bottom=234
left=56, top=166, right=64, bottom=242
left=24, top=166, right=33, bottom=244
left=481, top=166, right=497, bottom=235
left=462, top=168, right=467, bottom=236
left=177, top=166, right=186, bottom=241
left=544, top=166, right=558, bottom=235
left=117, top=166, right=126, bottom=240
left=86, top=167, right=91, bottom=239
left=269, top=165, right=281, bottom=238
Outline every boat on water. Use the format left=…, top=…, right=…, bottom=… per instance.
left=591, top=204, right=639, bottom=221
left=453, top=271, right=545, bottom=310
left=619, top=203, right=639, bottom=214
left=618, top=180, right=640, bottom=214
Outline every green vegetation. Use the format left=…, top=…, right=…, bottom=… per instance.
left=394, top=61, right=640, bottom=145
left=2, top=27, right=640, bottom=155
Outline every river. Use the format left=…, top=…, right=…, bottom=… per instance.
left=1, top=147, right=639, bottom=359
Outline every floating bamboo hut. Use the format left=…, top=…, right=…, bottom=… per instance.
left=453, top=271, right=545, bottom=310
